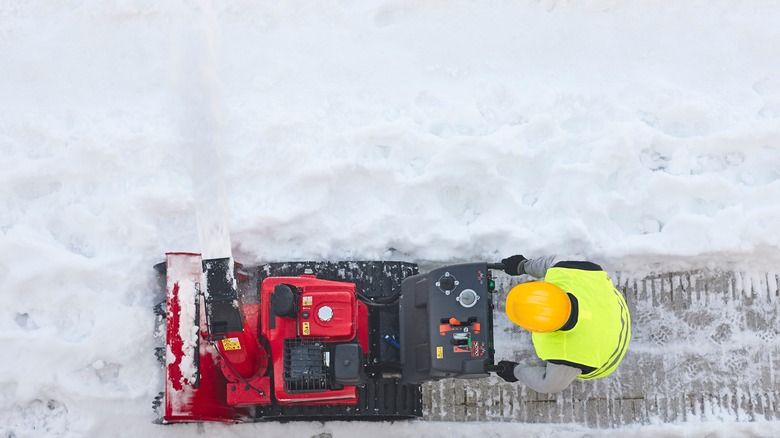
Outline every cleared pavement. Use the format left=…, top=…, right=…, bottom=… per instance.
left=421, top=268, right=780, bottom=426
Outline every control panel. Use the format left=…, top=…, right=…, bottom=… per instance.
left=398, top=262, right=495, bottom=384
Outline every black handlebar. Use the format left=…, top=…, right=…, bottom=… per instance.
left=484, top=363, right=503, bottom=373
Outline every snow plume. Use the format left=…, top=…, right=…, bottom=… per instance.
left=167, top=0, right=232, bottom=261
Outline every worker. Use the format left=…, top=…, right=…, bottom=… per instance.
left=495, top=254, right=631, bottom=393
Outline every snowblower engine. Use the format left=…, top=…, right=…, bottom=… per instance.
left=156, top=253, right=497, bottom=423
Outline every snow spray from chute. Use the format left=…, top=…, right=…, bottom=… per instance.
left=168, top=0, right=232, bottom=262
left=161, top=6, right=241, bottom=421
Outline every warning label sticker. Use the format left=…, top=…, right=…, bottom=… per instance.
left=302, top=322, right=310, bottom=335
left=302, top=296, right=313, bottom=306
left=221, top=337, right=242, bottom=351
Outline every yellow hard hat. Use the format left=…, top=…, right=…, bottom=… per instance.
left=505, top=281, right=571, bottom=333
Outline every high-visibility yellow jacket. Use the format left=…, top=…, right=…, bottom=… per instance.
left=531, top=264, right=631, bottom=380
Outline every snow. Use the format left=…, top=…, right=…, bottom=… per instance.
left=1, top=0, right=779, bottom=437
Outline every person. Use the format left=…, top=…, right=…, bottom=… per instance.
left=495, top=254, right=631, bottom=393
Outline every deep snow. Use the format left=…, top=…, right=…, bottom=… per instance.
left=1, top=0, right=779, bottom=437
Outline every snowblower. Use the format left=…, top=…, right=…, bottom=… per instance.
left=154, top=252, right=501, bottom=423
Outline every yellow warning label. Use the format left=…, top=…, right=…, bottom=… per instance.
left=436, top=346, right=443, bottom=359
left=302, top=296, right=313, bottom=306
left=302, top=322, right=310, bottom=335
left=221, top=337, right=241, bottom=351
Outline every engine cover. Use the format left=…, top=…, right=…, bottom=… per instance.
left=298, top=288, right=356, bottom=339
left=261, top=275, right=368, bottom=404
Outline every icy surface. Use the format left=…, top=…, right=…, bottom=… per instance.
left=1, top=0, right=779, bottom=437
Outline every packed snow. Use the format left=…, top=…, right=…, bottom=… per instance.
left=1, top=0, right=779, bottom=437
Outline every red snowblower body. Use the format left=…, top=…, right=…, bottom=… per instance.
left=154, top=252, right=499, bottom=423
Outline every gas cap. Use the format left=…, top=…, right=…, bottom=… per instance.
left=317, top=305, right=334, bottom=322
left=457, top=289, right=479, bottom=308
